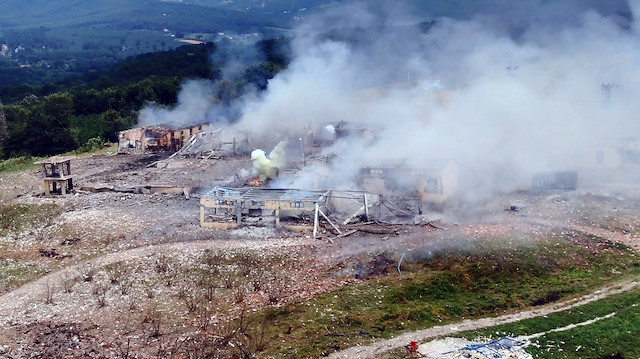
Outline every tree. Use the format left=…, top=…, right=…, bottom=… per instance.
left=27, top=92, right=76, bottom=156
left=215, top=80, right=237, bottom=107
left=256, top=38, right=291, bottom=67
left=4, top=105, right=31, bottom=157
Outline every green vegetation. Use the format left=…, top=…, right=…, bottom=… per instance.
left=242, top=235, right=640, bottom=358
left=458, top=286, right=640, bottom=358
left=0, top=28, right=186, bottom=88
left=0, top=37, right=290, bottom=158
left=0, top=42, right=215, bottom=103
left=0, top=156, right=38, bottom=172
left=0, top=0, right=292, bottom=88
left=0, top=203, right=64, bottom=293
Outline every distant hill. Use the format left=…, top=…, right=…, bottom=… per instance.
left=0, top=0, right=630, bottom=34
left=0, top=0, right=631, bottom=89
left=180, top=0, right=630, bottom=22
left=0, top=0, right=293, bottom=88
left=0, top=0, right=290, bottom=32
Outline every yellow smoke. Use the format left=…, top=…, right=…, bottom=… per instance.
left=251, top=141, right=287, bottom=180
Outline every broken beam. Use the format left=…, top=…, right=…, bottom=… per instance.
left=318, top=208, right=342, bottom=235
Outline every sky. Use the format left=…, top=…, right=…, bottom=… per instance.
left=140, top=0, right=640, bottom=202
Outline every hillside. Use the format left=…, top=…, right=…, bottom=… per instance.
left=187, top=0, right=631, bottom=21
left=0, top=0, right=630, bottom=89
left=2, top=0, right=627, bottom=32
left=0, top=0, right=290, bottom=31
left=0, top=0, right=292, bottom=87
left=0, top=143, right=639, bottom=358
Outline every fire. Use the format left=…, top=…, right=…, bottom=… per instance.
left=248, top=178, right=263, bottom=186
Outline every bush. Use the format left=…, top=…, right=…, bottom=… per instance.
left=75, top=136, right=104, bottom=154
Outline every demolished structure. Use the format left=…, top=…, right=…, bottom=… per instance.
left=198, top=157, right=460, bottom=232
left=118, top=123, right=210, bottom=153
left=38, top=156, right=74, bottom=195
left=200, top=187, right=382, bottom=235
left=173, top=127, right=250, bottom=157
left=304, top=121, right=379, bottom=154
left=358, top=159, right=459, bottom=206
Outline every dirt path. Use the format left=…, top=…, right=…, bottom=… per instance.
left=0, top=237, right=308, bottom=321
left=329, top=277, right=640, bottom=358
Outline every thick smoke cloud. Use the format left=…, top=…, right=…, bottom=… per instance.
left=138, top=80, right=214, bottom=127
left=140, top=0, right=640, bottom=202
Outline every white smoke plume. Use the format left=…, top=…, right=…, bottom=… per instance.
left=140, top=0, right=640, bottom=205
left=250, top=140, right=287, bottom=181
left=138, top=80, right=215, bottom=127
left=233, top=0, right=640, bottom=199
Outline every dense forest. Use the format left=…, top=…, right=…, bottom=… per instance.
left=0, top=38, right=290, bottom=159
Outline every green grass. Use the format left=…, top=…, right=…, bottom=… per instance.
left=0, top=156, right=40, bottom=172
left=242, top=235, right=640, bottom=358
left=457, top=286, right=640, bottom=358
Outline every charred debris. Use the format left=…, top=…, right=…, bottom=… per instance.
left=39, top=120, right=640, bottom=238
left=114, top=121, right=456, bottom=234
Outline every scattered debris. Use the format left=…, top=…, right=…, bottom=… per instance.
left=200, top=187, right=383, bottom=236
left=446, top=337, right=532, bottom=359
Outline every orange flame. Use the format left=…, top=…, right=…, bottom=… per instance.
left=248, top=178, right=263, bottom=186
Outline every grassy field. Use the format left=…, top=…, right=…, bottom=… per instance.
left=242, top=234, right=640, bottom=358
left=0, top=156, right=40, bottom=173
left=456, top=286, right=640, bottom=358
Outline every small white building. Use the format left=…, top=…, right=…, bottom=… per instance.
left=583, top=147, right=621, bottom=169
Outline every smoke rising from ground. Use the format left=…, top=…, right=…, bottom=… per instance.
left=244, top=1, right=640, bottom=197
left=140, top=0, right=640, bottom=203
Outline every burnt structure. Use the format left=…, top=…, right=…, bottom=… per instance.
left=118, top=123, right=209, bottom=153
left=200, top=187, right=381, bottom=235
left=39, top=157, right=74, bottom=195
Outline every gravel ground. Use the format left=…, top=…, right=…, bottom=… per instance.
left=1, top=153, right=640, bottom=358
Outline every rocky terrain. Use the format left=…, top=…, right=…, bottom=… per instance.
left=0, top=151, right=639, bottom=358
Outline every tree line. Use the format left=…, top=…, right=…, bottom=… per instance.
left=0, top=38, right=290, bottom=159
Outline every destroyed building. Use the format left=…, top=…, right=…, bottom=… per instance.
left=37, top=156, right=74, bottom=195
left=118, top=123, right=210, bottom=153
left=200, top=187, right=382, bottom=235
left=358, top=159, right=459, bottom=205
left=304, top=121, right=379, bottom=155
left=173, top=127, right=250, bottom=157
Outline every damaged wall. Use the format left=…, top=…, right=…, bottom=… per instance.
left=118, top=124, right=210, bottom=153
left=358, top=160, right=459, bottom=204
